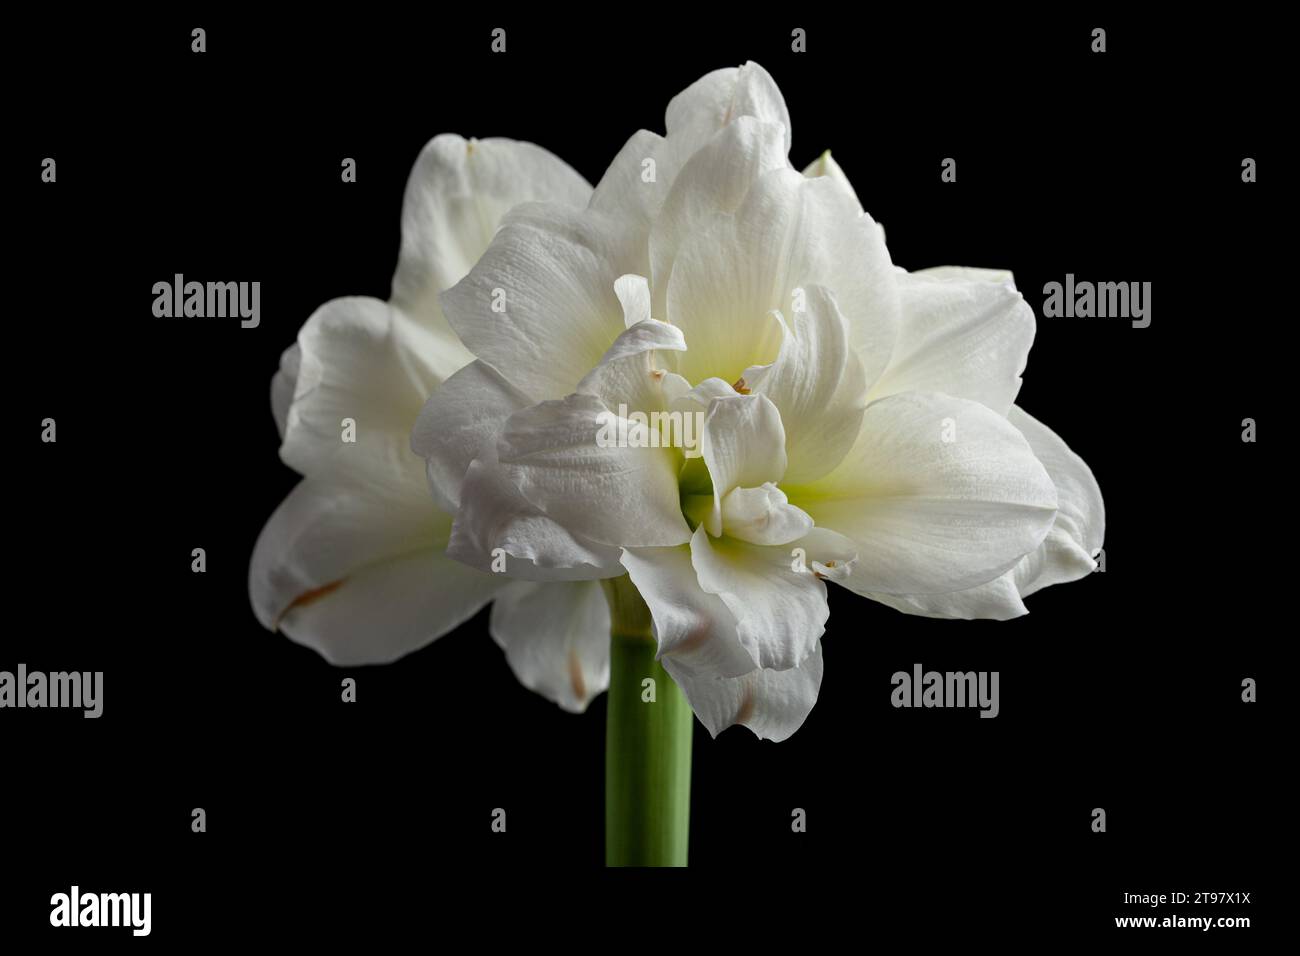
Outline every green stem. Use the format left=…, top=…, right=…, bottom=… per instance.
left=602, top=575, right=692, bottom=867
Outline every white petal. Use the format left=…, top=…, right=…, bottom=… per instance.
left=440, top=202, right=642, bottom=401
left=791, top=391, right=1058, bottom=596
left=621, top=547, right=755, bottom=679
left=1008, top=406, right=1105, bottom=596
left=413, top=317, right=686, bottom=522
left=271, top=342, right=300, bottom=440
left=448, top=444, right=623, bottom=581
left=700, top=392, right=787, bottom=536
left=719, top=484, right=813, bottom=546
left=496, top=394, right=692, bottom=548
left=586, top=316, right=685, bottom=367
left=489, top=580, right=611, bottom=713
left=576, top=317, right=686, bottom=414
left=690, top=525, right=827, bottom=672
left=589, top=128, right=669, bottom=242
left=801, top=149, right=863, bottom=213
left=915, top=265, right=1016, bottom=286
left=391, top=134, right=591, bottom=371
left=792, top=525, right=860, bottom=584
left=859, top=407, right=1103, bottom=619
left=662, top=643, right=824, bottom=742
left=664, top=62, right=791, bottom=157
left=649, top=117, right=791, bottom=317
left=743, top=285, right=868, bottom=484
left=590, top=85, right=788, bottom=281
left=249, top=479, right=499, bottom=665
left=672, top=376, right=738, bottom=411
left=666, top=168, right=897, bottom=388
left=614, top=273, right=653, bottom=327
left=867, top=267, right=1036, bottom=416
left=410, top=359, right=531, bottom=512
left=279, top=297, right=435, bottom=490
left=867, top=574, right=1029, bottom=621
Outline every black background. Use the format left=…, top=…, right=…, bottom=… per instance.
left=5, top=9, right=1279, bottom=946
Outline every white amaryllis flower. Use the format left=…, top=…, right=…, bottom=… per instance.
left=412, top=62, right=1104, bottom=742
left=251, top=61, right=1103, bottom=755
left=249, top=134, right=614, bottom=712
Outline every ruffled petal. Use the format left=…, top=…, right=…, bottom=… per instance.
left=496, top=394, right=692, bottom=549
left=278, top=297, right=436, bottom=491
left=447, top=443, right=623, bottom=582
left=867, top=267, right=1036, bottom=416
left=791, top=391, right=1058, bottom=596
left=649, top=116, right=791, bottom=317
left=440, top=203, right=643, bottom=401
left=249, top=480, right=499, bottom=665
left=665, top=168, right=897, bottom=388
left=621, top=546, right=755, bottom=679
left=743, top=284, right=868, bottom=484
left=1010, top=405, right=1104, bottom=597
left=719, top=484, right=813, bottom=546
left=664, top=62, right=791, bottom=157
left=489, top=580, right=611, bottom=712
left=391, top=134, right=591, bottom=381
left=690, top=525, right=827, bottom=672
left=662, top=643, right=824, bottom=742
left=802, top=149, right=863, bottom=213
left=860, top=405, right=1104, bottom=619
left=699, top=392, right=788, bottom=536
left=410, top=359, right=531, bottom=512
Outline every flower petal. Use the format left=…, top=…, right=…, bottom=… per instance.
left=270, top=342, right=300, bottom=440
left=662, top=643, right=824, bottom=742
left=496, top=394, right=692, bottom=548
left=614, top=273, right=653, bottom=327
left=589, top=128, right=669, bottom=242
left=700, top=392, right=787, bottom=536
left=790, top=391, right=1058, bottom=596
left=489, top=580, right=611, bottom=713
left=576, top=316, right=686, bottom=414
left=671, top=375, right=740, bottom=412
left=249, top=479, right=499, bottom=665
left=1008, top=405, right=1104, bottom=596
left=915, top=265, right=1015, bottom=285
left=794, top=526, right=860, bottom=583
left=690, top=524, right=827, bottom=671
left=440, top=202, right=642, bottom=401
left=666, top=168, right=897, bottom=388
left=743, top=285, right=868, bottom=484
left=391, top=134, right=591, bottom=377
left=802, top=149, right=862, bottom=213
left=866, top=574, right=1029, bottom=621
left=590, top=59, right=791, bottom=274
left=279, top=297, right=436, bottom=490
left=621, top=546, right=755, bottom=679
left=649, top=116, right=791, bottom=317
left=410, top=359, right=531, bottom=512
left=867, top=267, right=1036, bottom=416
left=859, top=406, right=1103, bottom=619
left=664, top=62, right=791, bottom=157
left=719, top=483, right=813, bottom=546
left=448, top=443, right=624, bottom=581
